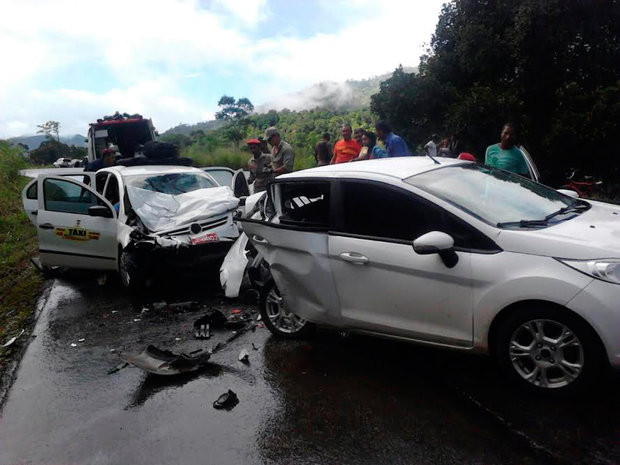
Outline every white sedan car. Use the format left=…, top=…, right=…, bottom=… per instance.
left=22, top=165, right=244, bottom=288
left=241, top=157, right=620, bottom=393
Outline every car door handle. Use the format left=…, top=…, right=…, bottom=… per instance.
left=339, top=252, right=369, bottom=265
left=252, top=235, right=270, bottom=246
left=39, top=223, right=54, bottom=230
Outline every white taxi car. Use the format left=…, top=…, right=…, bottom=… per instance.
left=242, top=157, right=620, bottom=393
left=22, top=165, right=245, bottom=288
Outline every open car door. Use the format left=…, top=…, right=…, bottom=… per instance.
left=518, top=146, right=540, bottom=182
left=22, top=171, right=96, bottom=225
left=36, top=176, right=118, bottom=270
left=232, top=169, right=250, bottom=197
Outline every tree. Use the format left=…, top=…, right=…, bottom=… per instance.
left=370, top=0, right=620, bottom=184
left=37, top=121, right=61, bottom=142
left=215, top=96, right=254, bottom=149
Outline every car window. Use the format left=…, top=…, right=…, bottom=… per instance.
left=126, top=172, right=217, bottom=194
left=406, top=164, right=577, bottom=227
left=43, top=178, right=101, bottom=214
left=279, top=181, right=330, bottom=229
left=202, top=169, right=233, bottom=187
left=336, top=180, right=497, bottom=250
left=104, top=175, right=120, bottom=206
left=96, top=173, right=108, bottom=194
left=26, top=182, right=37, bottom=199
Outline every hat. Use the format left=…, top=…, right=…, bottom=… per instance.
left=457, top=152, right=477, bottom=162
left=246, top=138, right=261, bottom=145
left=264, top=127, right=279, bottom=139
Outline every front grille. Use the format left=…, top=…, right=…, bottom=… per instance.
left=158, top=216, right=229, bottom=237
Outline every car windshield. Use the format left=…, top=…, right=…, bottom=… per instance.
left=125, top=172, right=217, bottom=195
left=406, top=164, right=587, bottom=228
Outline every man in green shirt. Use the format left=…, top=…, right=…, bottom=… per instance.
left=485, top=123, right=529, bottom=176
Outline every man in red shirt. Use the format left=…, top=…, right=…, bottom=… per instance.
left=330, top=124, right=361, bottom=164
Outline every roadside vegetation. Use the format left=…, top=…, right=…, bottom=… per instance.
left=0, top=141, right=43, bottom=370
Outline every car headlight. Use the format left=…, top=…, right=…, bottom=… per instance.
left=557, top=258, right=620, bottom=284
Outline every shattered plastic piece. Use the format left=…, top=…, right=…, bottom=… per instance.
left=78, top=338, right=85, bottom=342
left=2, top=329, right=25, bottom=348
left=107, top=361, right=129, bottom=375
left=120, top=345, right=211, bottom=375
left=133, top=318, right=142, bottom=322
left=213, top=389, right=239, bottom=410
left=70, top=343, right=78, bottom=347
left=175, top=337, right=181, bottom=341
left=225, top=309, right=251, bottom=329
left=238, top=349, right=249, bottom=364
left=111, top=310, right=119, bottom=314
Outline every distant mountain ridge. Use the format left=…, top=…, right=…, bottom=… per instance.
left=8, top=134, right=87, bottom=150
left=163, top=68, right=415, bottom=136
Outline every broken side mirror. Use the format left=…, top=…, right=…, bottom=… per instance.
left=413, top=231, right=459, bottom=268
left=88, top=205, right=113, bottom=218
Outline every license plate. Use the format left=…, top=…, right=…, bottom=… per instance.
left=191, top=232, right=219, bottom=245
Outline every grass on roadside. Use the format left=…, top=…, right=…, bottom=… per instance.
left=0, top=141, right=43, bottom=368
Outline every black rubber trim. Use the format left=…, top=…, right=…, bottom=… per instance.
left=238, top=217, right=328, bottom=233
left=40, top=249, right=116, bottom=260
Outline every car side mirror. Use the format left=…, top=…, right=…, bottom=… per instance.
left=88, top=205, right=113, bottom=218
left=238, top=196, right=247, bottom=207
left=413, top=231, right=459, bottom=268
left=557, top=189, right=579, bottom=198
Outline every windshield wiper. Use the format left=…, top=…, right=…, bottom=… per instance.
left=544, top=203, right=590, bottom=221
left=497, top=219, right=549, bottom=228
left=497, top=203, right=590, bottom=229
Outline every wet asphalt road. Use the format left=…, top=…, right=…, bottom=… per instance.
left=1, top=271, right=620, bottom=465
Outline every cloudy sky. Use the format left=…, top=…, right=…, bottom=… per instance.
left=0, top=0, right=446, bottom=138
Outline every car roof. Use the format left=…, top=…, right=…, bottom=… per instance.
left=105, top=165, right=206, bottom=177
left=280, top=157, right=468, bottom=181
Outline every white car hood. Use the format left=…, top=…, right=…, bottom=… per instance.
left=127, top=185, right=239, bottom=232
left=496, top=201, right=620, bottom=259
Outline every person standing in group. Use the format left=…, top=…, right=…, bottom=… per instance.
left=375, top=121, right=411, bottom=157
left=86, top=147, right=117, bottom=172
left=353, top=128, right=365, bottom=147
left=314, top=132, right=332, bottom=167
left=362, top=131, right=387, bottom=159
left=424, top=134, right=440, bottom=157
left=437, top=137, right=454, bottom=157
left=246, top=138, right=273, bottom=193
left=330, top=124, right=361, bottom=164
left=264, top=127, right=295, bottom=175
left=485, top=123, right=529, bottom=177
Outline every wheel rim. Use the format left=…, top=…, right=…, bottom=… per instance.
left=264, top=286, right=307, bottom=334
left=509, top=319, right=584, bottom=389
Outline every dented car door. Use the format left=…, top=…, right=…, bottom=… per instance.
left=36, top=176, right=118, bottom=270
left=242, top=181, right=342, bottom=326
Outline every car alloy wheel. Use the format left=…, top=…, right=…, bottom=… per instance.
left=260, top=280, right=313, bottom=338
left=508, top=319, right=584, bottom=389
left=496, top=307, right=604, bottom=393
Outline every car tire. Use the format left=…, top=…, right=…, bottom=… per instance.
left=259, top=279, right=314, bottom=339
left=119, top=249, right=144, bottom=290
left=495, top=306, right=605, bottom=394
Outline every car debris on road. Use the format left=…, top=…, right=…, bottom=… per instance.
left=120, top=345, right=211, bottom=376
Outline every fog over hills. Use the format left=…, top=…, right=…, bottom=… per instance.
left=164, top=68, right=415, bottom=136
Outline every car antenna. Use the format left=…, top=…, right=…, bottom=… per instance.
left=426, top=152, right=441, bottom=165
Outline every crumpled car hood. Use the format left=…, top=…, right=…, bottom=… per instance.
left=127, top=185, right=239, bottom=232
